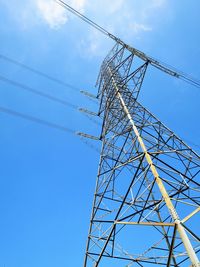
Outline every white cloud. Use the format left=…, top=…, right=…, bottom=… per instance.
left=79, top=0, right=169, bottom=57
left=36, top=0, right=68, bottom=29
left=71, top=0, right=86, bottom=12
left=129, top=23, right=152, bottom=34
left=36, top=0, right=87, bottom=29
left=106, top=0, right=124, bottom=14
left=141, top=0, right=167, bottom=20
left=151, top=0, right=166, bottom=8
left=77, top=1, right=158, bottom=57
left=78, top=29, right=108, bottom=58
left=1, top=0, right=87, bottom=30
left=1, top=0, right=169, bottom=57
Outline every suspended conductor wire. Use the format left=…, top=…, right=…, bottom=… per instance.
left=0, top=75, right=78, bottom=109
left=0, top=106, right=75, bottom=134
left=55, top=0, right=109, bottom=37
left=79, top=136, right=100, bottom=154
left=0, top=105, right=199, bottom=156
left=55, top=0, right=200, bottom=89
left=0, top=53, right=80, bottom=91
left=0, top=106, right=101, bottom=153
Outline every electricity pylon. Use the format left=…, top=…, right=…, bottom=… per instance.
left=83, top=43, right=200, bottom=267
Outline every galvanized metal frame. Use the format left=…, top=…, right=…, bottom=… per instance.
left=84, top=44, right=200, bottom=267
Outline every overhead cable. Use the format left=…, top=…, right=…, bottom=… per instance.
left=0, top=75, right=78, bottom=109
left=0, top=105, right=100, bottom=153
left=0, top=53, right=80, bottom=91
left=0, top=106, right=75, bottom=134
left=55, top=0, right=200, bottom=88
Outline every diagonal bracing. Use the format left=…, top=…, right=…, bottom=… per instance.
left=84, top=44, right=200, bottom=267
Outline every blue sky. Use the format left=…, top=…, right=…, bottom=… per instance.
left=0, top=1, right=200, bottom=266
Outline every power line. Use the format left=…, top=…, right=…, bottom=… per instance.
left=0, top=75, right=102, bottom=151
left=55, top=0, right=200, bottom=89
left=79, top=136, right=100, bottom=154
left=0, top=105, right=101, bottom=153
left=0, top=74, right=78, bottom=109
left=0, top=54, right=98, bottom=106
left=0, top=105, right=75, bottom=134
left=1, top=74, right=198, bottom=153
left=0, top=53, right=80, bottom=91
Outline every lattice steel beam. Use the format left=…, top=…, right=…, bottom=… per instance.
left=83, top=44, right=200, bottom=267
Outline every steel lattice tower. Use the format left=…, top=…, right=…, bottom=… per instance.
left=83, top=44, right=200, bottom=267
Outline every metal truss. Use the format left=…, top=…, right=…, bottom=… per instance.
left=83, top=44, right=200, bottom=267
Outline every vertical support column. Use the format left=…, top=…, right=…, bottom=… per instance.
left=108, top=67, right=200, bottom=267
